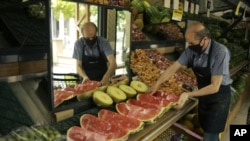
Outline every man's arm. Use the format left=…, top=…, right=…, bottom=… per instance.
left=76, top=60, right=89, bottom=82
left=188, top=75, right=223, bottom=97
left=101, top=54, right=117, bottom=85
left=175, top=75, right=223, bottom=109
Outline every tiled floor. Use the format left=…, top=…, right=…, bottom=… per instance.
left=221, top=93, right=250, bottom=141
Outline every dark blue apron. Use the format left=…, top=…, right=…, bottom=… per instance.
left=191, top=40, right=231, bottom=133
left=82, top=38, right=107, bottom=81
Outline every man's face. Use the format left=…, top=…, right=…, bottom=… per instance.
left=82, top=25, right=96, bottom=40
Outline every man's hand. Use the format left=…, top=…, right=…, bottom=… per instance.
left=81, top=76, right=89, bottom=83
left=174, top=92, right=189, bottom=109
left=147, top=83, right=159, bottom=95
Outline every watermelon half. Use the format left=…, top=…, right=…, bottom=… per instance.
left=98, top=109, right=144, bottom=134
left=116, top=102, right=160, bottom=123
left=80, top=114, right=129, bottom=141
left=67, top=126, right=108, bottom=141
left=126, top=99, right=165, bottom=118
left=137, top=94, right=173, bottom=110
left=152, top=91, right=179, bottom=103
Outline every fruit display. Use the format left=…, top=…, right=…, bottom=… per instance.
left=130, top=49, right=197, bottom=96
left=106, top=86, right=127, bottom=103
left=67, top=126, right=107, bottom=141
left=53, top=80, right=101, bottom=107
left=80, top=114, right=129, bottom=141
left=98, top=109, right=144, bottom=134
left=118, top=84, right=137, bottom=98
left=130, top=80, right=148, bottom=93
left=2, top=125, right=63, bottom=141
left=92, top=91, right=113, bottom=107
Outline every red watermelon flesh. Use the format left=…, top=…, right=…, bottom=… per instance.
left=74, top=80, right=100, bottom=94
left=98, top=109, right=143, bottom=134
left=116, top=102, right=160, bottom=122
left=67, top=126, right=108, bottom=141
left=54, top=89, right=75, bottom=107
left=127, top=99, right=163, bottom=111
left=80, top=114, right=128, bottom=141
left=137, top=94, right=173, bottom=108
left=152, top=91, right=179, bottom=102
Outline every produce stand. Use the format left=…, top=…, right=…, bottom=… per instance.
left=129, top=98, right=198, bottom=141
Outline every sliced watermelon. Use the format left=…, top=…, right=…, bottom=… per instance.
left=80, top=114, right=129, bottom=141
left=152, top=91, right=179, bottom=102
left=116, top=102, right=160, bottom=123
left=67, top=126, right=108, bottom=141
left=137, top=94, right=173, bottom=109
left=98, top=109, right=144, bottom=134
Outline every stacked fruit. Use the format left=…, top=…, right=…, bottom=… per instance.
left=130, top=49, right=197, bottom=96
left=179, top=113, right=204, bottom=137
left=2, top=125, right=62, bottom=140
left=67, top=79, right=180, bottom=141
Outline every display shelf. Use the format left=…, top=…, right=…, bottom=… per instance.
left=129, top=98, right=198, bottom=141
left=230, top=60, right=249, bottom=76
left=64, top=0, right=130, bottom=11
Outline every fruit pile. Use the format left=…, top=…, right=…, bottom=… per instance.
left=67, top=79, right=180, bottom=141
left=130, top=49, right=197, bottom=96
left=1, top=125, right=63, bottom=140
left=179, top=113, right=204, bottom=137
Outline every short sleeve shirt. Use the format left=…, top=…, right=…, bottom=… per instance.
left=72, top=36, right=114, bottom=60
left=178, top=39, right=232, bottom=85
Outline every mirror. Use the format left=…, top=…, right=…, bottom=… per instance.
left=50, top=0, right=130, bottom=114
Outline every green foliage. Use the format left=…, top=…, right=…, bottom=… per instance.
left=51, top=0, right=75, bottom=20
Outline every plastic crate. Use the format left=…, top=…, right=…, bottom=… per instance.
left=53, top=73, right=81, bottom=89
left=154, top=123, right=203, bottom=141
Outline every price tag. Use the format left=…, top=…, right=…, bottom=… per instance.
left=235, top=1, right=242, bottom=16
left=184, top=0, right=189, bottom=12
left=164, top=0, right=171, bottom=8
left=172, top=2, right=183, bottom=21
left=190, top=2, right=194, bottom=14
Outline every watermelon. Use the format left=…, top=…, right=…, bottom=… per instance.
left=126, top=99, right=165, bottom=117
left=80, top=114, right=129, bottom=141
left=152, top=91, right=179, bottom=103
left=116, top=102, right=160, bottom=123
left=54, top=89, right=75, bottom=107
left=67, top=126, right=108, bottom=141
left=76, top=80, right=101, bottom=100
left=98, top=109, right=144, bottom=134
left=137, top=94, right=173, bottom=109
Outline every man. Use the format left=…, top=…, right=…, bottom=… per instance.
left=73, top=22, right=117, bottom=85
left=149, top=22, right=232, bottom=141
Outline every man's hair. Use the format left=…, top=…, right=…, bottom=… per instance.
left=81, top=22, right=98, bottom=34
left=195, top=26, right=210, bottom=40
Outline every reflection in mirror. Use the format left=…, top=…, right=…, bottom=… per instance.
left=51, top=0, right=130, bottom=110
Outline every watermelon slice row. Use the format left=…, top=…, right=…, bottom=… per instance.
left=116, top=93, right=178, bottom=124
left=67, top=92, right=179, bottom=140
